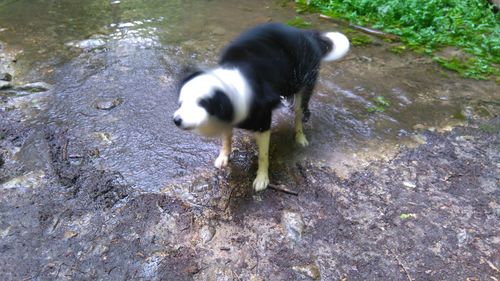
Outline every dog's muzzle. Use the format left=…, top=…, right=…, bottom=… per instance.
left=173, top=116, right=182, bottom=127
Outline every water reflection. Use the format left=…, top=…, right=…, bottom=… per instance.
left=0, top=0, right=497, bottom=190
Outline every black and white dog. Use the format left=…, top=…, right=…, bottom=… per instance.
left=173, top=23, right=349, bottom=192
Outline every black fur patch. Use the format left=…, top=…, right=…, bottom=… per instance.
left=218, top=23, right=330, bottom=131
left=198, top=90, right=234, bottom=122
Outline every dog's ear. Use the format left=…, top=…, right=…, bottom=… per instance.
left=176, top=65, right=205, bottom=94
left=178, top=65, right=205, bottom=84
left=198, top=90, right=234, bottom=122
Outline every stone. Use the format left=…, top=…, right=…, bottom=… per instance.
left=292, top=264, right=321, bottom=280
left=200, top=225, right=216, bottom=243
left=1, top=72, right=12, bottom=81
left=402, top=181, right=416, bottom=188
left=0, top=80, right=12, bottom=89
left=16, top=82, right=52, bottom=92
left=282, top=210, right=305, bottom=242
left=457, top=229, right=470, bottom=246
left=67, top=38, right=106, bottom=50
left=93, top=98, right=123, bottom=110
left=1, top=170, right=45, bottom=189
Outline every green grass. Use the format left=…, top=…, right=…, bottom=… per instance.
left=295, top=0, right=500, bottom=80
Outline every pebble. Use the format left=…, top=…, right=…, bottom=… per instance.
left=200, top=225, right=216, bottom=243
left=1, top=72, right=12, bottom=81
left=292, top=264, right=321, bottom=280
left=66, top=38, right=106, bottom=50
left=413, top=123, right=426, bottom=131
left=64, top=231, right=78, bottom=239
left=402, top=181, right=416, bottom=188
left=457, top=229, right=470, bottom=246
left=94, top=97, right=123, bottom=110
left=282, top=210, right=305, bottom=242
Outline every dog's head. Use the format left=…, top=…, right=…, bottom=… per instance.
left=173, top=71, right=234, bottom=137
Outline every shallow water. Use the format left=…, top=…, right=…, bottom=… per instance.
left=1, top=0, right=498, bottom=191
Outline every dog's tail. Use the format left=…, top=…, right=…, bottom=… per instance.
left=321, top=32, right=350, bottom=62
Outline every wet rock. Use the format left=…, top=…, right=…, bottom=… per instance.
left=16, top=82, right=52, bottom=92
left=66, top=38, right=106, bottom=50
left=1, top=170, right=45, bottom=189
left=200, top=225, right=216, bottom=244
left=282, top=210, right=305, bottom=242
left=64, top=231, right=78, bottom=239
left=292, top=264, right=321, bottom=280
left=93, top=97, right=123, bottom=110
left=96, top=132, right=113, bottom=144
left=402, top=181, right=416, bottom=188
left=1, top=72, right=12, bottom=81
left=0, top=80, right=12, bottom=89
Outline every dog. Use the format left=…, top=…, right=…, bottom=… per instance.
left=173, top=23, right=349, bottom=192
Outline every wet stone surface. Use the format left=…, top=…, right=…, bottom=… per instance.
left=93, top=97, right=123, bottom=110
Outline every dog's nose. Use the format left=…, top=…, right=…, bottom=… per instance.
left=173, top=116, right=182, bottom=127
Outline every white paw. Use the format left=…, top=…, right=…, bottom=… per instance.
left=214, top=154, right=229, bottom=169
left=252, top=172, right=269, bottom=192
left=295, top=133, right=309, bottom=147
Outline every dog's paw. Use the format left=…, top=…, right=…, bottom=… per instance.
left=295, top=133, right=309, bottom=147
left=214, top=154, right=229, bottom=169
left=252, top=172, right=269, bottom=192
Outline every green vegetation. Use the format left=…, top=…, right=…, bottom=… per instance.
left=295, top=0, right=500, bottom=80
left=367, top=96, right=390, bottom=113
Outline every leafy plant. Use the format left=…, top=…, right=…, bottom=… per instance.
left=367, top=96, right=390, bottom=113
left=295, top=0, right=500, bottom=80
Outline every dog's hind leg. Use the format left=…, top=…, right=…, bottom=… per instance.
left=214, top=128, right=233, bottom=168
left=253, top=130, right=271, bottom=192
left=294, top=91, right=309, bottom=147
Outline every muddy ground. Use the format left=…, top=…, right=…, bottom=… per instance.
left=2, top=99, right=500, bottom=281
left=1, top=0, right=500, bottom=280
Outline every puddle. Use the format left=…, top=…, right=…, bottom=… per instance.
left=1, top=0, right=498, bottom=191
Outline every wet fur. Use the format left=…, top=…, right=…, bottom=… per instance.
left=174, top=23, right=349, bottom=191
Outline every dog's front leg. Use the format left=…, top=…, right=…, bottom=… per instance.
left=253, top=130, right=270, bottom=192
left=214, top=129, right=233, bottom=168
